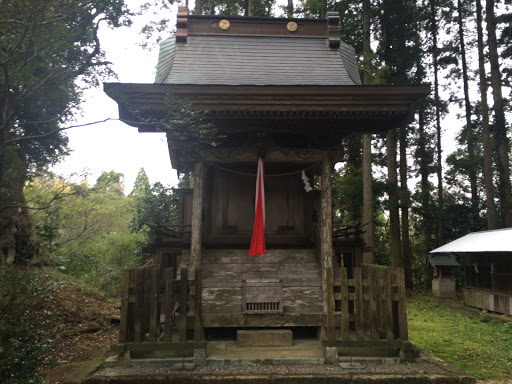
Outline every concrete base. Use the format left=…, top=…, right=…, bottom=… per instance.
left=432, top=279, right=457, bottom=299
left=237, top=329, right=293, bottom=347
left=79, top=341, right=476, bottom=384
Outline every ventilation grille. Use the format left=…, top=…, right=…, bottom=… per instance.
left=243, top=279, right=283, bottom=314
left=245, top=301, right=281, bottom=313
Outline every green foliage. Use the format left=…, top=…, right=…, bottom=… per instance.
left=408, top=293, right=512, bottom=379
left=160, top=96, right=222, bottom=155
left=0, top=267, right=55, bottom=384
left=130, top=170, right=189, bottom=255
left=25, top=171, right=144, bottom=296
left=0, top=0, right=132, bottom=265
left=1, top=0, right=131, bottom=171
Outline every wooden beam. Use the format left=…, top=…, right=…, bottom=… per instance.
left=201, top=313, right=323, bottom=327
left=148, top=268, right=160, bottom=342
left=190, top=161, right=204, bottom=277
left=320, top=155, right=335, bottom=342
left=119, top=269, right=131, bottom=343
left=164, top=268, right=174, bottom=342
left=203, top=147, right=326, bottom=164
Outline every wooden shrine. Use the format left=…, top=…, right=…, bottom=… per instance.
left=430, top=228, right=512, bottom=316
left=105, top=8, right=429, bottom=357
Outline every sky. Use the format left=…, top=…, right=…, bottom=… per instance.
left=52, top=4, right=180, bottom=194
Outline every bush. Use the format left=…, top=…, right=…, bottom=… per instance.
left=0, top=267, right=54, bottom=384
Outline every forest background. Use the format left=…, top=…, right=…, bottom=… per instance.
left=2, top=0, right=511, bottom=287
left=0, top=0, right=512, bottom=380
left=1, top=0, right=512, bottom=380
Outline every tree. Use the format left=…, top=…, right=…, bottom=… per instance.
left=476, top=0, right=497, bottom=229
left=0, top=0, right=131, bottom=265
left=486, top=0, right=512, bottom=227
left=429, top=0, right=446, bottom=245
left=25, top=170, right=144, bottom=295
left=362, top=0, right=374, bottom=264
left=456, top=0, right=479, bottom=228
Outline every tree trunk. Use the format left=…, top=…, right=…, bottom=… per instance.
left=458, top=0, right=479, bottom=228
left=417, top=105, right=433, bottom=258
left=362, top=0, right=374, bottom=264
left=287, top=0, right=293, bottom=18
left=486, top=0, right=512, bottom=227
left=194, top=0, right=202, bottom=14
left=430, top=0, right=445, bottom=244
left=399, top=124, right=413, bottom=288
left=0, top=148, right=39, bottom=265
left=476, top=0, right=497, bottom=229
left=387, top=128, right=402, bottom=267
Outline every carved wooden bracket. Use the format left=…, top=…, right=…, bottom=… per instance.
left=327, top=12, right=341, bottom=48
left=176, top=6, right=189, bottom=43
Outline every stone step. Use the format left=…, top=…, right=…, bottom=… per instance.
left=237, top=329, right=293, bottom=347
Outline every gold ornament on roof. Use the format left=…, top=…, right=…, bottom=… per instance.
left=287, top=22, right=298, bottom=32
left=219, top=19, right=230, bottom=30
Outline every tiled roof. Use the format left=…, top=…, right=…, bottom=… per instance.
left=155, top=34, right=361, bottom=86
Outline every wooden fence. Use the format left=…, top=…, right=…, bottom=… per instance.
left=115, top=264, right=205, bottom=356
left=328, top=264, right=408, bottom=345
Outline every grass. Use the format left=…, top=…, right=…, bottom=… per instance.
left=407, top=292, right=512, bottom=380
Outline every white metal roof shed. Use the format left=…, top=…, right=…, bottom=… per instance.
left=429, top=228, right=512, bottom=254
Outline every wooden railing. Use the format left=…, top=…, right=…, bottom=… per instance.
left=328, top=264, right=408, bottom=345
left=115, top=264, right=205, bottom=356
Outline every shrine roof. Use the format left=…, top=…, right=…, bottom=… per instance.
left=154, top=12, right=361, bottom=86
left=429, top=228, right=512, bottom=254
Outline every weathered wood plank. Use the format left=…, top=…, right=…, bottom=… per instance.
left=179, top=268, right=188, bottom=342
left=321, top=156, right=335, bottom=342
left=340, top=267, right=349, bottom=340
left=164, top=267, right=174, bottom=342
left=202, top=269, right=320, bottom=281
left=202, top=288, right=242, bottom=314
left=394, top=267, right=408, bottom=341
left=366, top=265, right=379, bottom=341
left=134, top=269, right=145, bottom=343
left=148, top=268, right=160, bottom=342
left=119, top=270, right=130, bottom=343
left=203, top=248, right=318, bottom=258
left=120, top=341, right=207, bottom=357
left=353, top=267, right=364, bottom=340
left=282, top=287, right=323, bottom=314
left=194, top=268, right=203, bottom=341
left=202, top=313, right=323, bottom=328
left=190, top=161, right=204, bottom=277
left=381, top=267, right=394, bottom=341
left=202, top=278, right=322, bottom=288
left=201, top=262, right=320, bottom=273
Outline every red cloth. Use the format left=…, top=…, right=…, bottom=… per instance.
left=249, top=158, right=266, bottom=256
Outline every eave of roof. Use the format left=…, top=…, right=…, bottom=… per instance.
left=429, top=228, right=512, bottom=254
left=428, top=254, right=460, bottom=267
left=104, top=82, right=430, bottom=131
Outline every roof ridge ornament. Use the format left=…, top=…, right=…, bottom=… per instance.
left=176, top=6, right=189, bottom=43
left=327, top=11, right=341, bottom=48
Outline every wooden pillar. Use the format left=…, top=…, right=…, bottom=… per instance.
left=321, top=155, right=335, bottom=341
left=190, top=161, right=204, bottom=277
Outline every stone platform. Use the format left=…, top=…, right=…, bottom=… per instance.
left=71, top=339, right=475, bottom=384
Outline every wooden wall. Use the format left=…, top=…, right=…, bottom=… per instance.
left=206, top=167, right=315, bottom=245
left=179, top=248, right=323, bottom=328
